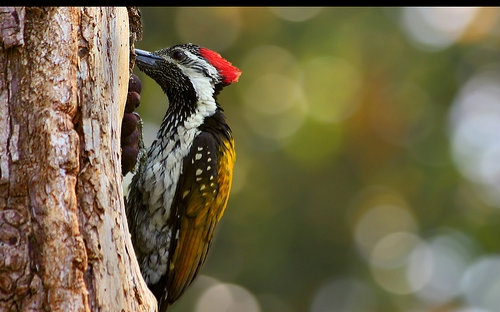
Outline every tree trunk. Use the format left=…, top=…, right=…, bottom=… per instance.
left=0, top=7, right=156, bottom=311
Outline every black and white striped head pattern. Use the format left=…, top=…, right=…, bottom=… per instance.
left=135, top=44, right=241, bottom=114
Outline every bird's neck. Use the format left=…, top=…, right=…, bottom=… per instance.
left=158, top=95, right=219, bottom=140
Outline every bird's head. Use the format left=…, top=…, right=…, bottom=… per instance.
left=134, top=44, right=241, bottom=104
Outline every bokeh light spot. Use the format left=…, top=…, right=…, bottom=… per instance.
left=195, top=282, right=261, bottom=312
left=241, top=45, right=300, bottom=79
left=353, top=198, right=418, bottom=260
left=407, top=240, right=434, bottom=292
left=242, top=73, right=306, bottom=140
left=413, top=230, right=477, bottom=305
left=244, top=74, right=301, bottom=116
left=460, top=255, right=500, bottom=312
left=370, top=232, right=424, bottom=295
left=401, top=7, right=479, bottom=51
left=301, top=56, right=362, bottom=124
left=460, top=7, right=500, bottom=43
left=241, top=45, right=306, bottom=143
left=448, top=69, right=500, bottom=207
left=371, top=232, right=421, bottom=269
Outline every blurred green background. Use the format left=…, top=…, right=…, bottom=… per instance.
left=126, top=7, right=500, bottom=312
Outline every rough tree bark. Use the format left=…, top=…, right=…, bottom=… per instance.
left=0, top=7, right=156, bottom=311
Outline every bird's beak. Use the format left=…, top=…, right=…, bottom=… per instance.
left=134, top=49, right=163, bottom=68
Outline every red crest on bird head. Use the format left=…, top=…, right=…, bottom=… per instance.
left=199, top=48, right=241, bottom=84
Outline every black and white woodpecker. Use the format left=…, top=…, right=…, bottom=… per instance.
left=125, top=44, right=241, bottom=311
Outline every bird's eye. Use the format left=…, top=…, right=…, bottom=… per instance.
left=172, top=50, right=184, bottom=61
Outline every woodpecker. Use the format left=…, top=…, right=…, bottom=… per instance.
left=126, top=43, right=241, bottom=311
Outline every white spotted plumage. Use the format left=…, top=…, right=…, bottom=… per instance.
left=133, top=96, right=218, bottom=284
left=126, top=43, right=240, bottom=311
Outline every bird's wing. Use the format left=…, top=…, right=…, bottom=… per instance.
left=159, top=130, right=235, bottom=309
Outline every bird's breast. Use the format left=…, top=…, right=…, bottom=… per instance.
left=141, top=126, right=200, bottom=225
